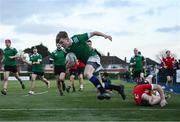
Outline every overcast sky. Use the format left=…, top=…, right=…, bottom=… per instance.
left=0, top=0, right=179, bottom=62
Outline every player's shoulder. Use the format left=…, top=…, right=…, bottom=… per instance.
left=62, top=48, right=67, bottom=54
left=11, top=47, right=17, bottom=50
left=52, top=49, right=57, bottom=53
left=5, top=47, right=16, bottom=50
left=71, top=33, right=88, bottom=42
left=72, top=33, right=88, bottom=37
left=171, top=56, right=175, bottom=60
left=30, top=54, right=34, bottom=58
left=0, top=48, right=3, bottom=52
left=162, top=57, right=166, bottom=60
left=37, top=53, right=42, bottom=57
left=131, top=56, right=136, bottom=59
left=140, top=55, right=145, bottom=59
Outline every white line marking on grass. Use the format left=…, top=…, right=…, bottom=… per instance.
left=0, top=108, right=179, bottom=111
left=23, top=91, right=48, bottom=97
left=139, top=108, right=179, bottom=111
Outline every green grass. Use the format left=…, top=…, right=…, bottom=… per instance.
left=0, top=79, right=180, bottom=121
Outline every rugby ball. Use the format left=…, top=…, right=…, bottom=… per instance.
left=65, top=53, right=77, bottom=66
left=19, top=52, right=29, bottom=61
left=22, top=53, right=29, bottom=61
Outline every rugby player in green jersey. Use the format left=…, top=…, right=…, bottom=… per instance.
left=50, top=43, right=66, bottom=96
left=130, top=48, right=145, bottom=84
left=23, top=47, right=50, bottom=95
left=56, top=31, right=112, bottom=100
left=1, top=39, right=25, bottom=95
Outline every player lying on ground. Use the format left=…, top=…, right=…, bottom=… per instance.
left=133, top=75, right=168, bottom=107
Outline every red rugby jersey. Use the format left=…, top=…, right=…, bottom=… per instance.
left=162, top=56, right=175, bottom=69
left=77, top=60, right=85, bottom=68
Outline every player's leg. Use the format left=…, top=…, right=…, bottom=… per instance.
left=166, top=74, right=173, bottom=92
left=28, top=73, right=37, bottom=95
left=70, top=74, right=76, bottom=92
left=84, top=64, right=110, bottom=100
left=169, top=69, right=174, bottom=87
left=169, top=75, right=174, bottom=92
left=165, top=69, right=173, bottom=87
left=78, top=73, right=84, bottom=91
left=39, top=74, right=50, bottom=88
left=65, top=72, right=73, bottom=93
left=14, top=72, right=25, bottom=89
left=170, top=76, right=173, bottom=85
left=1, top=71, right=10, bottom=95
left=144, top=75, right=153, bottom=84
left=58, top=72, right=66, bottom=96
left=62, top=79, right=66, bottom=91
left=166, top=75, right=171, bottom=86
left=136, top=70, right=142, bottom=83
left=55, top=74, right=61, bottom=95
left=108, top=84, right=126, bottom=100
left=140, top=72, right=145, bottom=82
left=132, top=70, right=138, bottom=83
left=54, top=66, right=66, bottom=94
left=142, top=93, right=161, bottom=105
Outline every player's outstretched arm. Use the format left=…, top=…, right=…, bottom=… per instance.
left=0, top=57, right=4, bottom=63
left=9, top=54, right=20, bottom=59
left=153, top=84, right=168, bottom=107
left=22, top=60, right=32, bottom=65
left=89, top=31, right=112, bottom=41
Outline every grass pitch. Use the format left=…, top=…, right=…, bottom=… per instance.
left=0, top=79, right=180, bottom=121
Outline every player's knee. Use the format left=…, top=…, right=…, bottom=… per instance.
left=167, top=76, right=171, bottom=81
left=70, top=77, right=74, bottom=81
left=149, top=98, right=161, bottom=105
left=79, top=77, right=83, bottom=81
left=83, top=72, right=88, bottom=78
left=31, top=80, right=35, bottom=82
left=40, top=77, right=44, bottom=81
left=148, top=97, right=155, bottom=105
left=84, top=72, right=91, bottom=79
left=59, top=77, right=64, bottom=81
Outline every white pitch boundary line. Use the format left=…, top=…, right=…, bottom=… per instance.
left=0, top=108, right=179, bottom=111
left=24, top=91, right=48, bottom=97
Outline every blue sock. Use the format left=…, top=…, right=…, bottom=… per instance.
left=104, top=82, right=110, bottom=90
left=89, top=75, right=105, bottom=94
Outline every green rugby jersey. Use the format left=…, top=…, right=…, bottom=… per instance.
left=130, top=55, right=145, bottom=71
left=3, top=47, right=18, bottom=66
left=66, top=33, right=97, bottom=64
left=30, top=53, right=43, bottom=72
left=50, top=48, right=66, bottom=66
